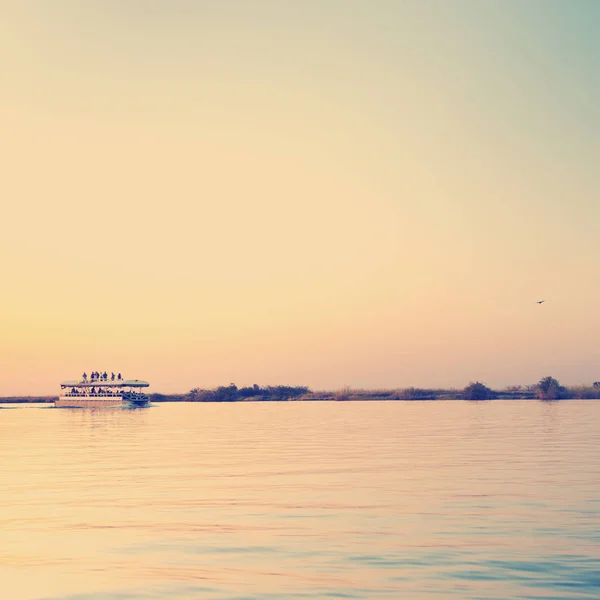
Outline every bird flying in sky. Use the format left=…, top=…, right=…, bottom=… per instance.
left=536, top=300, right=545, bottom=304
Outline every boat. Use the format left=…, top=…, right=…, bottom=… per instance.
left=56, top=372, right=150, bottom=408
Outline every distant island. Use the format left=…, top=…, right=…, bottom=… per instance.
left=3, top=377, right=600, bottom=404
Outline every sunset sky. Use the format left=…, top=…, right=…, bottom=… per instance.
left=1, top=1, right=599, bottom=395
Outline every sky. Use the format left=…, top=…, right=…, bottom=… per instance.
left=1, top=0, right=599, bottom=395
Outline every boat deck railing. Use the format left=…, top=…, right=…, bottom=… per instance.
left=62, top=391, right=148, bottom=398
left=62, top=392, right=123, bottom=397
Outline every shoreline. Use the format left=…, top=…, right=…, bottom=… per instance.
left=2, top=394, right=598, bottom=405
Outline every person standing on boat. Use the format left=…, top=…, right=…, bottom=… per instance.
left=111, top=372, right=115, bottom=381
left=82, top=372, right=87, bottom=381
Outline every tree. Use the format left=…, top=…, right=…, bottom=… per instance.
left=212, top=384, right=239, bottom=402
left=238, top=384, right=263, bottom=399
left=463, top=381, right=495, bottom=400
left=188, top=388, right=201, bottom=401
left=537, top=376, right=565, bottom=400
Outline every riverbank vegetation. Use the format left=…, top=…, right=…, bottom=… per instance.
left=186, top=384, right=309, bottom=402
left=0, top=396, right=57, bottom=403
left=180, top=376, right=600, bottom=402
left=182, top=376, right=600, bottom=402
left=2, top=377, right=600, bottom=404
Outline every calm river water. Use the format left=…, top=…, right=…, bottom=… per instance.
left=1, top=401, right=599, bottom=599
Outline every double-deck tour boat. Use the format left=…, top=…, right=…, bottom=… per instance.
left=57, top=372, right=150, bottom=408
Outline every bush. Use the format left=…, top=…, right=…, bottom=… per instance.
left=187, top=388, right=216, bottom=402
left=396, top=387, right=434, bottom=400
left=537, top=376, right=567, bottom=400
left=463, top=381, right=495, bottom=400
left=566, top=385, right=600, bottom=399
left=238, top=384, right=263, bottom=398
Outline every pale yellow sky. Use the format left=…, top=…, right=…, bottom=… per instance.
left=1, top=1, right=599, bottom=394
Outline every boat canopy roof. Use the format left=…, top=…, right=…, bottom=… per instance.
left=61, top=379, right=150, bottom=388
left=122, top=380, right=150, bottom=387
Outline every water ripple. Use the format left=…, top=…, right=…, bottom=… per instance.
left=2, top=401, right=600, bottom=599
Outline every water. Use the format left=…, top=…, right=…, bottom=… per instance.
left=1, top=400, right=599, bottom=600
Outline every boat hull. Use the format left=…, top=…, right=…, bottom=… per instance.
left=56, top=395, right=148, bottom=408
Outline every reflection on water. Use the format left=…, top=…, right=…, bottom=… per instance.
left=1, top=401, right=599, bottom=599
